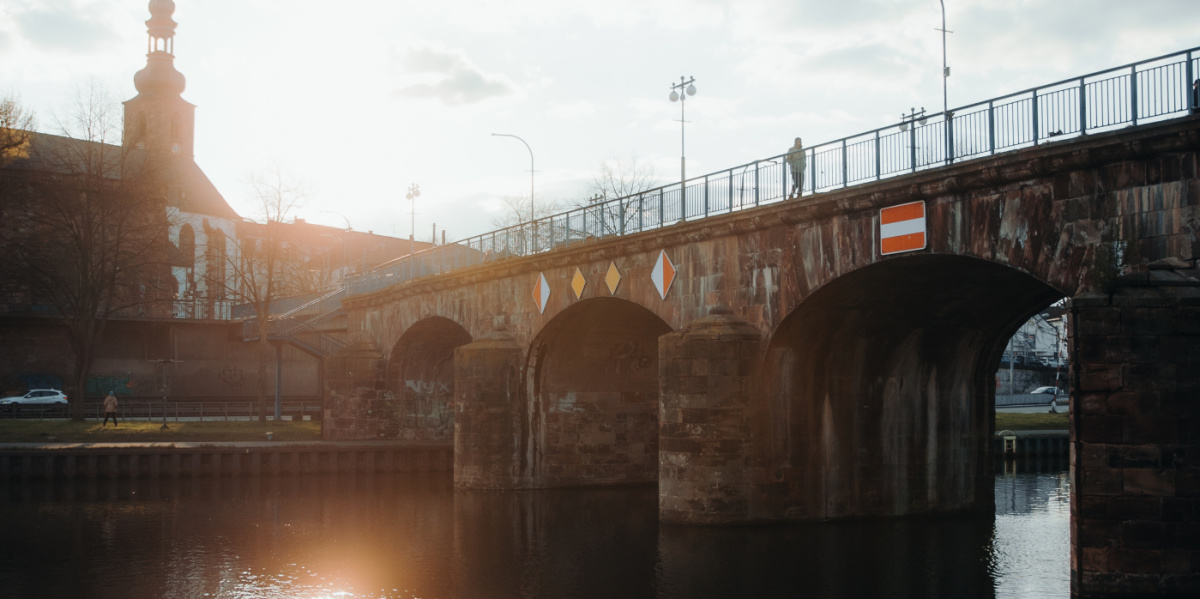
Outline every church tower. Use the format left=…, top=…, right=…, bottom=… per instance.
left=123, top=0, right=195, bottom=157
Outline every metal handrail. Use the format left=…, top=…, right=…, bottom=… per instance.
left=344, top=47, right=1200, bottom=298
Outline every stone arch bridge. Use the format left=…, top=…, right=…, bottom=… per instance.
left=327, top=117, right=1199, bottom=596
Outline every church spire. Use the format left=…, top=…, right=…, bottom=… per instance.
left=133, top=0, right=185, bottom=98
left=125, top=0, right=194, bottom=156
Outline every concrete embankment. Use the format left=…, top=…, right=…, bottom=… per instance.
left=992, top=430, right=1069, bottom=457
left=0, top=441, right=452, bottom=480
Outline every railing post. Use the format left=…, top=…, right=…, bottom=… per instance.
left=1080, top=77, right=1088, bottom=134
left=841, top=139, right=848, bottom=188
left=703, top=175, right=709, bottom=218
left=658, top=188, right=664, bottom=227
left=874, top=130, right=881, bottom=181
left=638, top=195, right=644, bottom=231
left=988, top=100, right=996, bottom=155
left=1131, top=64, right=1139, bottom=127
left=809, top=148, right=816, bottom=192
left=1032, top=89, right=1040, bottom=145
left=549, top=215, right=555, bottom=248
left=728, top=170, right=734, bottom=211
left=620, top=198, right=626, bottom=236
left=680, top=184, right=686, bottom=222
left=947, top=112, right=955, bottom=164
left=909, top=125, right=917, bottom=173
left=1188, top=51, right=1195, bottom=113
left=754, top=162, right=760, bottom=206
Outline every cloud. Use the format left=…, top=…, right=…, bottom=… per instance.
left=394, top=46, right=517, bottom=105
left=13, top=5, right=118, bottom=52
left=546, top=100, right=597, bottom=119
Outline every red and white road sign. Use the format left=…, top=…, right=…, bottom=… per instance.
left=879, top=201, right=926, bottom=255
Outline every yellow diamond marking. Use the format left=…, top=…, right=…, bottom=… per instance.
left=605, top=262, right=622, bottom=295
left=571, top=268, right=586, bottom=299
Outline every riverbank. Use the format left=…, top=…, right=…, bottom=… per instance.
left=0, top=420, right=321, bottom=443
left=0, top=439, right=452, bottom=479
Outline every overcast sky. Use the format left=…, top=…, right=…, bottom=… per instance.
left=2, top=0, right=1197, bottom=241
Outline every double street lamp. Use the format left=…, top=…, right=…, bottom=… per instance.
left=406, top=184, right=420, bottom=260
left=668, top=76, right=698, bottom=186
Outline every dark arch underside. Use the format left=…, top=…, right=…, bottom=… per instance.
left=757, top=254, right=1064, bottom=519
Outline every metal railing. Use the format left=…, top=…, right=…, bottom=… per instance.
left=341, top=47, right=1200, bottom=297
left=172, top=298, right=232, bottom=320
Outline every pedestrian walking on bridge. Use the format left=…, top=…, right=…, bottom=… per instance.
left=787, top=137, right=807, bottom=198
left=103, top=391, right=119, bottom=427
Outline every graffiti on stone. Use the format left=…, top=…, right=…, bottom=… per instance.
left=19, top=374, right=64, bottom=391
left=404, top=380, right=451, bottom=396
left=218, top=367, right=244, bottom=389
left=85, top=374, right=133, bottom=397
left=401, top=380, right=453, bottom=438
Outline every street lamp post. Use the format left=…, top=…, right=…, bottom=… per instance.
left=937, top=1, right=953, bottom=163
left=319, top=210, right=351, bottom=282
left=491, top=134, right=534, bottom=224
left=406, top=184, right=420, bottom=276
left=669, top=76, right=698, bottom=186
left=491, top=133, right=535, bottom=250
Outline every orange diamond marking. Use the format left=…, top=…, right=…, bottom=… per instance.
left=571, top=268, right=586, bottom=299
left=605, top=262, right=621, bottom=295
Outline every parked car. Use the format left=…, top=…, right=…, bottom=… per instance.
left=0, top=389, right=69, bottom=409
left=1030, top=386, right=1065, bottom=396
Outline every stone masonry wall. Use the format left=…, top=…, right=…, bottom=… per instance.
left=658, top=306, right=762, bottom=524
left=1070, top=259, right=1200, bottom=597
left=323, top=341, right=452, bottom=441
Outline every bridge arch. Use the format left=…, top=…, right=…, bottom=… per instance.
left=523, top=297, right=672, bottom=486
left=757, top=254, right=1065, bottom=519
left=385, top=316, right=472, bottom=439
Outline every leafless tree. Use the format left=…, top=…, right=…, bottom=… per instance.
left=487, top=194, right=565, bottom=256
left=220, top=165, right=308, bottom=421
left=0, top=93, right=36, bottom=167
left=0, top=83, right=174, bottom=420
left=580, top=155, right=660, bottom=237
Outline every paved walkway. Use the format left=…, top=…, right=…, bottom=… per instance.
left=0, top=439, right=453, bottom=450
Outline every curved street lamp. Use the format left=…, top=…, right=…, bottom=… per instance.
left=491, top=133, right=534, bottom=226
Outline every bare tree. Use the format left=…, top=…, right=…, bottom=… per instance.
left=0, top=83, right=174, bottom=420
left=0, top=93, right=37, bottom=166
left=553, top=155, right=662, bottom=241
left=582, top=155, right=659, bottom=236
left=221, top=166, right=307, bottom=421
left=487, top=194, right=565, bottom=256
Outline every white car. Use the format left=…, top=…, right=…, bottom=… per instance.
left=0, top=389, right=69, bottom=409
left=1030, top=386, right=1064, bottom=396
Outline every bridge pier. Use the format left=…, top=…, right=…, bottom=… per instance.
left=453, top=329, right=527, bottom=488
left=658, top=306, right=761, bottom=524
left=1070, top=260, right=1200, bottom=598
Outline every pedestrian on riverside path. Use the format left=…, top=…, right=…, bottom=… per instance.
left=103, top=391, right=119, bottom=427
left=787, top=137, right=807, bottom=198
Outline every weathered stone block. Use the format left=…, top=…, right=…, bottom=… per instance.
left=1107, top=391, right=1160, bottom=415
left=1124, top=468, right=1177, bottom=496
left=1108, top=549, right=1164, bottom=574
left=1080, top=415, right=1124, bottom=443
left=1107, top=496, right=1162, bottom=520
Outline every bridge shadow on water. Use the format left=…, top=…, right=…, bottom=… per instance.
left=0, top=464, right=1070, bottom=599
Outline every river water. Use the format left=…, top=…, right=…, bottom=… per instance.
left=0, top=465, right=1069, bottom=599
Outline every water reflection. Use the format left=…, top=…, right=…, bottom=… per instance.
left=0, top=466, right=1069, bottom=599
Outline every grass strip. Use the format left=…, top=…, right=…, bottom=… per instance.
left=0, top=420, right=321, bottom=443
left=995, top=412, right=1069, bottom=431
